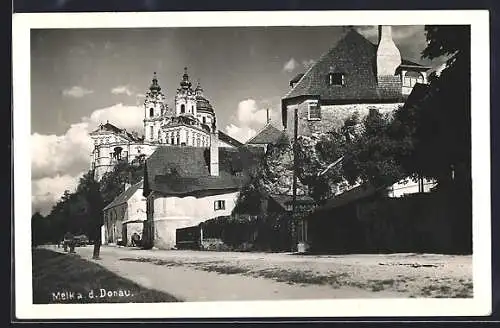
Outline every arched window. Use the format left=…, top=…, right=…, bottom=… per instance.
left=180, top=104, right=185, bottom=114
left=403, top=71, right=424, bottom=88
left=176, top=131, right=180, bottom=145
left=150, top=108, right=154, bottom=117
left=202, top=116, right=206, bottom=124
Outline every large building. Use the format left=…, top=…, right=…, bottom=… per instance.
left=89, top=68, right=242, bottom=181
left=142, top=143, right=264, bottom=250
left=281, top=26, right=431, bottom=139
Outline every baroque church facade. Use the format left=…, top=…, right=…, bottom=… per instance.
left=89, top=68, right=241, bottom=181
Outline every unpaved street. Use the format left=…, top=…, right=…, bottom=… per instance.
left=44, top=245, right=472, bottom=301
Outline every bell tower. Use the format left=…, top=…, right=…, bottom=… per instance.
left=174, top=67, right=197, bottom=118
left=143, top=72, right=167, bottom=142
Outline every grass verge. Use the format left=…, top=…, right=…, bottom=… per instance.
left=32, top=248, right=180, bottom=304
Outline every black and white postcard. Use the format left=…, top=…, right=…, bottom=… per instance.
left=13, top=10, right=491, bottom=319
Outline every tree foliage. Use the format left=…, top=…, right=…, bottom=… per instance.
left=395, top=25, right=471, bottom=186
left=33, top=160, right=145, bottom=246
left=341, top=109, right=409, bottom=188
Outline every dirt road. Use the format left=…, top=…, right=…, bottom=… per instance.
left=44, top=245, right=472, bottom=301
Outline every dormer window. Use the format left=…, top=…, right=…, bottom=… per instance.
left=328, top=73, right=345, bottom=86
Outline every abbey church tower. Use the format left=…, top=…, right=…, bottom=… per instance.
left=174, top=67, right=198, bottom=117
left=143, top=72, right=167, bottom=143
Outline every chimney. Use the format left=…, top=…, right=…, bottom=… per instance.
left=266, top=109, right=270, bottom=124
left=210, top=119, right=219, bottom=176
left=376, top=25, right=401, bottom=79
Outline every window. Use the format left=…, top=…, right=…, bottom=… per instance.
left=191, top=106, right=195, bottom=113
left=403, top=71, right=424, bottom=88
left=150, top=126, right=154, bottom=139
left=202, top=116, right=206, bottom=124
left=328, top=73, right=345, bottom=86
left=214, top=200, right=225, bottom=211
left=308, top=102, right=321, bottom=120
left=150, top=108, right=154, bottom=117
left=176, top=131, right=180, bottom=145
left=180, top=104, right=185, bottom=114
left=170, top=132, right=174, bottom=145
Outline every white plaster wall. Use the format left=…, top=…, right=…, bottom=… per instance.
left=126, top=187, right=147, bottom=222
left=151, top=191, right=239, bottom=249
left=388, top=177, right=438, bottom=198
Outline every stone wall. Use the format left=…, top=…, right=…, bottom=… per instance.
left=285, top=100, right=403, bottom=139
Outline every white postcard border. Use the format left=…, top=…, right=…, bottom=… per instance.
left=13, top=10, right=491, bottom=319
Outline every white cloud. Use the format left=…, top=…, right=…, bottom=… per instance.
left=111, top=85, right=134, bottom=96
left=356, top=25, right=423, bottom=42
left=62, top=86, right=94, bottom=98
left=32, top=173, right=83, bottom=215
left=225, top=124, right=256, bottom=143
left=236, top=99, right=270, bottom=126
left=283, top=58, right=298, bottom=72
left=302, top=59, right=315, bottom=69
left=224, top=99, right=281, bottom=143
left=31, top=103, right=144, bottom=213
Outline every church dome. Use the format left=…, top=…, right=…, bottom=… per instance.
left=196, top=95, right=214, bottom=113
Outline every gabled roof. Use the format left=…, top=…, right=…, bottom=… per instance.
left=103, top=180, right=143, bottom=211
left=90, top=122, right=142, bottom=142
left=283, top=29, right=420, bottom=103
left=218, top=130, right=244, bottom=148
left=246, top=123, right=284, bottom=145
left=143, top=146, right=264, bottom=197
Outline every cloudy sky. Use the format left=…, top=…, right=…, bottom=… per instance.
left=30, top=25, right=442, bottom=215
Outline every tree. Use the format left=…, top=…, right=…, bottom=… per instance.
left=31, top=212, right=47, bottom=246
left=397, top=25, right=471, bottom=187
left=76, top=171, right=105, bottom=259
left=342, top=109, right=408, bottom=188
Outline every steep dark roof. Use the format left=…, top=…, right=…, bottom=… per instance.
left=246, top=123, right=284, bottom=145
left=218, top=130, right=244, bottom=148
left=283, top=29, right=411, bottom=103
left=144, top=146, right=264, bottom=197
left=103, top=180, right=143, bottom=211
